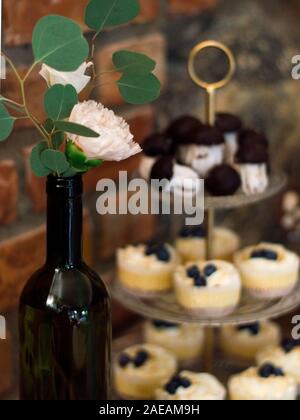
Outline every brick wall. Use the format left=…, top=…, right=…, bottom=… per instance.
left=2, top=0, right=300, bottom=397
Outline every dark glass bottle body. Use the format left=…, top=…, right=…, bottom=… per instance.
left=19, top=175, right=111, bottom=400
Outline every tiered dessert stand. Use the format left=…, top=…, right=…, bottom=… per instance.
left=110, top=41, right=300, bottom=373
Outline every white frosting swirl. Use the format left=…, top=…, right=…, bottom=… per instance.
left=229, top=367, right=297, bottom=400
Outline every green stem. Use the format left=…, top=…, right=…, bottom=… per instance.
left=90, top=44, right=96, bottom=79
left=2, top=53, right=51, bottom=145
left=16, top=116, right=30, bottom=120
left=94, top=69, right=117, bottom=79
left=20, top=80, right=52, bottom=146
left=23, top=62, right=37, bottom=83
left=92, top=81, right=116, bottom=90
left=0, top=96, right=24, bottom=109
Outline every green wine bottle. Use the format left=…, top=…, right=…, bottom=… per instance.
left=19, top=175, right=111, bottom=400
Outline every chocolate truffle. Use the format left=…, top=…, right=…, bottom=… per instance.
left=236, top=142, right=269, bottom=164
left=143, top=133, right=173, bottom=157
left=236, top=133, right=270, bottom=195
left=238, top=129, right=269, bottom=149
left=166, top=116, right=202, bottom=145
left=206, top=164, right=241, bottom=196
left=215, top=113, right=242, bottom=133
left=189, top=124, right=225, bottom=146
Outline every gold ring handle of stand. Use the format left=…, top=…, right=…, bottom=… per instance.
left=188, top=40, right=236, bottom=126
left=188, top=40, right=236, bottom=258
left=188, top=41, right=236, bottom=373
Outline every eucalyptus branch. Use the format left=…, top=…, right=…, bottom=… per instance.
left=1, top=97, right=26, bottom=114
left=1, top=51, right=50, bottom=144
left=20, top=80, right=52, bottom=145
left=91, top=81, right=116, bottom=90
left=90, top=43, right=97, bottom=79
left=4, top=102, right=26, bottom=114
left=0, top=97, right=24, bottom=109
left=23, top=62, right=38, bottom=83
left=94, top=69, right=118, bottom=80
left=16, top=116, right=30, bottom=121
left=1, top=53, right=50, bottom=143
left=1, top=52, right=22, bottom=84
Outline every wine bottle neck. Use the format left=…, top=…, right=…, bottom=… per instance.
left=46, top=175, right=83, bottom=268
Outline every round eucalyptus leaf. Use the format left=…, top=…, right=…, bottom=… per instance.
left=44, top=84, right=77, bottom=120
left=113, top=50, right=156, bottom=75
left=30, top=142, right=51, bottom=177
left=52, top=132, right=65, bottom=149
left=32, top=15, right=89, bottom=71
left=0, top=103, right=15, bottom=141
left=41, top=149, right=70, bottom=175
left=54, top=121, right=99, bottom=138
left=62, top=167, right=78, bottom=178
left=44, top=118, right=55, bottom=133
left=117, top=73, right=161, bottom=105
left=85, top=0, right=139, bottom=32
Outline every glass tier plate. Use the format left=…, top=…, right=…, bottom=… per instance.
left=110, top=279, right=300, bottom=327
left=149, top=172, right=287, bottom=210
left=204, top=172, right=287, bottom=210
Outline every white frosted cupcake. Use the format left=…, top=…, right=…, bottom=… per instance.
left=175, top=226, right=240, bottom=263
left=117, top=243, right=179, bottom=297
left=257, top=339, right=300, bottom=385
left=114, top=344, right=177, bottom=400
left=234, top=243, right=299, bottom=299
left=220, top=321, right=281, bottom=361
left=174, top=260, right=241, bottom=317
left=156, top=371, right=226, bottom=400
left=144, top=320, right=205, bottom=363
left=228, top=364, right=297, bottom=400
